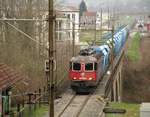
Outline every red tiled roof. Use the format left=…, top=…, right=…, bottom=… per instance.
left=0, top=64, right=23, bottom=90
left=67, top=6, right=79, bottom=11
left=83, top=12, right=96, bottom=16
left=55, top=11, right=66, bottom=18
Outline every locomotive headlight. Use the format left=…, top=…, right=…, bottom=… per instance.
left=89, top=77, right=93, bottom=80
left=73, top=77, right=77, bottom=80
left=107, top=71, right=111, bottom=75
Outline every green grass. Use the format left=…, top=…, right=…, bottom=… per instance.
left=79, top=30, right=105, bottom=42
left=127, top=32, right=141, bottom=61
left=106, top=102, right=140, bottom=117
left=31, top=105, right=48, bottom=117
left=23, top=105, right=48, bottom=117
left=80, top=31, right=95, bottom=42
left=10, top=105, right=49, bottom=117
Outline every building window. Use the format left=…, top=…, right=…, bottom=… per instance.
left=55, top=32, right=58, bottom=40
left=67, top=14, right=70, bottom=19
left=59, top=21, right=62, bottom=29
left=59, top=33, right=62, bottom=41
left=72, top=14, right=75, bottom=21
left=68, top=32, right=70, bottom=38
left=70, top=32, right=72, bottom=38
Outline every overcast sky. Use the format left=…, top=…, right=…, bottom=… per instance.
left=57, top=0, right=149, bottom=12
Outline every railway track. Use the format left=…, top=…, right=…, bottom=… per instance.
left=55, top=51, right=124, bottom=117
left=57, top=94, right=76, bottom=117
left=57, top=94, right=91, bottom=117
left=55, top=52, right=124, bottom=117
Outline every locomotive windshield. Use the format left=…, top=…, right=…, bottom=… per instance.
left=94, top=63, right=97, bottom=70
left=73, top=63, right=81, bottom=71
left=85, top=63, right=97, bottom=71
left=85, top=63, right=93, bottom=71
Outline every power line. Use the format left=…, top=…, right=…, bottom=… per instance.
left=0, top=16, right=116, bottom=54
left=0, top=21, right=48, bottom=50
left=0, top=18, right=46, bottom=21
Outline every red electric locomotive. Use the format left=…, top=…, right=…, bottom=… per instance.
left=69, top=55, right=101, bottom=92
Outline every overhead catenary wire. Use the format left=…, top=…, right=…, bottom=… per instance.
left=0, top=21, right=48, bottom=50
left=0, top=18, right=46, bottom=21
left=0, top=18, right=114, bottom=31
left=0, top=18, right=114, bottom=33
left=0, top=20, right=76, bottom=44
left=0, top=18, right=112, bottom=57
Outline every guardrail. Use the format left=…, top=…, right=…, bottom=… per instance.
left=10, top=86, right=48, bottom=117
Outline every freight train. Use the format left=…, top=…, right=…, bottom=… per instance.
left=69, top=26, right=129, bottom=92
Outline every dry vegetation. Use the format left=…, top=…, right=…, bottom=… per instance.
left=0, top=0, right=78, bottom=97
left=0, top=0, right=49, bottom=91
left=123, top=32, right=150, bottom=103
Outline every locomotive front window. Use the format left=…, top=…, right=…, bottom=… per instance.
left=94, top=63, right=97, bottom=70
left=73, top=63, right=81, bottom=71
left=85, top=63, right=93, bottom=71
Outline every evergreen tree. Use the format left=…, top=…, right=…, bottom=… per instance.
left=79, top=0, right=87, bottom=18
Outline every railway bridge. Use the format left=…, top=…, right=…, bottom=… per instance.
left=98, top=49, right=125, bottom=103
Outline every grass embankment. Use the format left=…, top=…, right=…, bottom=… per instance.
left=11, top=105, right=48, bottom=117
left=127, top=33, right=141, bottom=61
left=106, top=103, right=140, bottom=117
left=80, top=30, right=96, bottom=42
left=23, top=105, right=48, bottom=117
left=80, top=29, right=104, bottom=42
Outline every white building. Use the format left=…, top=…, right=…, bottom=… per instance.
left=55, top=12, right=68, bottom=41
left=56, top=6, right=80, bottom=44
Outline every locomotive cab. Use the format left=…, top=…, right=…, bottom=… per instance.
left=69, top=56, right=99, bottom=89
left=70, top=59, right=97, bottom=81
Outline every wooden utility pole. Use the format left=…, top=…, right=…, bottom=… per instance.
left=108, top=8, right=110, bottom=30
left=111, top=15, right=115, bottom=71
left=94, top=18, right=97, bottom=43
left=111, top=15, right=115, bottom=102
left=48, top=0, right=55, bottom=116
left=72, top=23, right=75, bottom=56
left=100, top=8, right=103, bottom=39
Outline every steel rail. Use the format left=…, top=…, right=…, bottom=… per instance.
left=57, top=94, right=76, bottom=117
left=57, top=93, right=91, bottom=117
left=76, top=94, right=91, bottom=117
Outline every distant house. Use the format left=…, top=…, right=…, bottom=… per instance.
left=80, top=11, right=101, bottom=30
left=0, top=63, right=23, bottom=116
left=56, top=6, right=80, bottom=44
